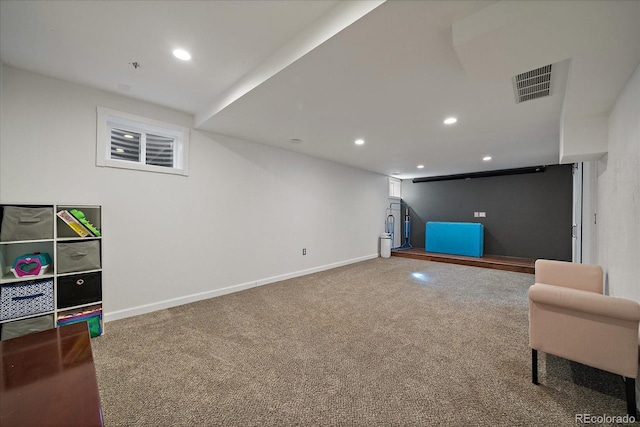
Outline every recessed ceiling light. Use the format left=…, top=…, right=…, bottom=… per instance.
left=355, top=139, right=365, bottom=145
left=173, top=49, right=191, bottom=61
left=483, top=156, right=492, bottom=161
left=123, top=134, right=134, bottom=139
left=417, top=165, right=424, bottom=169
left=443, top=117, right=458, bottom=125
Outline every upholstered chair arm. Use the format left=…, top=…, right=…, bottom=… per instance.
left=529, top=283, right=640, bottom=322
left=529, top=283, right=640, bottom=380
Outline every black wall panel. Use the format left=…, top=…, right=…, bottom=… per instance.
left=401, top=164, right=573, bottom=261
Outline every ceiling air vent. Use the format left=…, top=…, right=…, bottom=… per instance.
left=513, top=64, right=552, bottom=103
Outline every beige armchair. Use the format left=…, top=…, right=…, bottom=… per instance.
left=529, top=259, right=640, bottom=416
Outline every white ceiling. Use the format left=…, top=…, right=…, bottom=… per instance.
left=1, top=0, right=639, bottom=179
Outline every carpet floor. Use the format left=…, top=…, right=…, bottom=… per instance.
left=91, top=257, right=632, bottom=426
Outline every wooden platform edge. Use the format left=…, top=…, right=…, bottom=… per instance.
left=391, top=249, right=535, bottom=274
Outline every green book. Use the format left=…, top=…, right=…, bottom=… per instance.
left=69, top=209, right=101, bottom=237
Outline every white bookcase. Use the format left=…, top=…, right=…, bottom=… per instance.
left=0, top=204, right=103, bottom=340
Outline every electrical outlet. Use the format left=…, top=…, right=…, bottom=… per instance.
left=302, top=248, right=306, bottom=255
left=474, top=212, right=479, bottom=217
left=479, top=212, right=486, bottom=217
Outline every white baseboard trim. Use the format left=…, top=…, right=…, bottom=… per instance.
left=104, top=280, right=257, bottom=323
left=103, top=253, right=379, bottom=323
left=256, top=253, right=379, bottom=287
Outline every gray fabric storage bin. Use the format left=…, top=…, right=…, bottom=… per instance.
left=1, top=314, right=54, bottom=340
left=0, top=206, right=54, bottom=241
left=57, top=240, right=101, bottom=273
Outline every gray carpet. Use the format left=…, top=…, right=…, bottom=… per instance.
left=91, top=257, right=632, bottom=426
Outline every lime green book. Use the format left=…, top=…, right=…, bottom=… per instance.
left=57, top=210, right=92, bottom=237
left=69, top=209, right=101, bottom=237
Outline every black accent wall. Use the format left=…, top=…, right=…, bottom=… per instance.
left=401, top=164, right=573, bottom=261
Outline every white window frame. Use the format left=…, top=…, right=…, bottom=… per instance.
left=389, top=177, right=401, bottom=199
left=96, top=107, right=190, bottom=176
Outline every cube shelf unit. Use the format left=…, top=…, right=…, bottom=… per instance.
left=0, top=204, right=103, bottom=340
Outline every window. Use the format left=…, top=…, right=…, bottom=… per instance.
left=96, top=107, right=190, bottom=176
left=389, top=177, right=401, bottom=198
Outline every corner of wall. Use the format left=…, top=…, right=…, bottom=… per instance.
left=596, top=63, right=640, bottom=303
left=560, top=114, right=609, bottom=163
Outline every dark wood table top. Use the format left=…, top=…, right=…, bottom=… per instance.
left=0, top=322, right=103, bottom=427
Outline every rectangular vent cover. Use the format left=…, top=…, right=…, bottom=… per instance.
left=513, top=64, right=552, bottom=103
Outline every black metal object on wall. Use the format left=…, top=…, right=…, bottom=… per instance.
left=412, top=165, right=546, bottom=183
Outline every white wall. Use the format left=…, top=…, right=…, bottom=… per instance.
left=580, top=161, right=598, bottom=265
left=560, top=115, right=609, bottom=163
left=0, top=65, right=389, bottom=321
left=0, top=63, right=3, bottom=167
left=596, top=63, right=640, bottom=302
